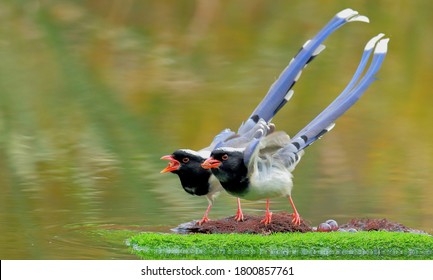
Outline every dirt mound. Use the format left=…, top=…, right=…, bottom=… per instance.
left=175, top=212, right=310, bottom=234
left=340, top=218, right=426, bottom=234
left=172, top=213, right=428, bottom=235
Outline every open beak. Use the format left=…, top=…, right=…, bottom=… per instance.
left=160, top=155, right=180, bottom=173
left=201, top=157, right=222, bottom=169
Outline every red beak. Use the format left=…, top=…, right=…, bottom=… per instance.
left=160, top=155, right=180, bottom=173
left=201, top=157, right=222, bottom=169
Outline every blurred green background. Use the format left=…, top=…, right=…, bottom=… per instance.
left=1, top=0, right=432, bottom=259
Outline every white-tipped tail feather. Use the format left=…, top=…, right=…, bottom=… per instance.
left=366, top=33, right=385, bottom=51
left=376, top=38, right=390, bottom=54
left=337, top=8, right=370, bottom=23
left=244, top=8, right=370, bottom=127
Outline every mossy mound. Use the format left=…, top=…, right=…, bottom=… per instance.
left=172, top=214, right=427, bottom=235
left=128, top=231, right=433, bottom=260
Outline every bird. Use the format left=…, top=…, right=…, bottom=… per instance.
left=201, top=34, right=389, bottom=226
left=161, top=8, right=369, bottom=225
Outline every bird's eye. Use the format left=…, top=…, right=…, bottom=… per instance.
left=222, top=154, right=229, bottom=160
left=182, top=157, right=190, bottom=163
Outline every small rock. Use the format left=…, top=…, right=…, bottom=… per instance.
left=325, top=219, right=339, bottom=231
left=317, top=223, right=332, bottom=232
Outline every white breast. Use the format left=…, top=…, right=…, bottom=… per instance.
left=208, top=174, right=223, bottom=194
left=241, top=160, right=294, bottom=201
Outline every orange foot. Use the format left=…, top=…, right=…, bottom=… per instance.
left=291, top=212, right=301, bottom=226
left=234, top=209, right=244, bottom=222
left=196, top=216, right=209, bottom=225
left=260, top=211, right=273, bottom=225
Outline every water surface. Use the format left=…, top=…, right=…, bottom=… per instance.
left=1, top=1, right=432, bottom=259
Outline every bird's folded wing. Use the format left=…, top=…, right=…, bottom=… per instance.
left=243, top=131, right=292, bottom=172
left=214, top=118, right=271, bottom=150
left=205, top=128, right=237, bottom=152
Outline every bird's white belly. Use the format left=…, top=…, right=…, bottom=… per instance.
left=208, top=174, right=224, bottom=195
left=241, top=169, right=293, bottom=200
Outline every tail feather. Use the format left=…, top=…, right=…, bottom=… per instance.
left=292, top=33, right=385, bottom=141
left=291, top=35, right=389, bottom=151
left=238, top=8, right=369, bottom=135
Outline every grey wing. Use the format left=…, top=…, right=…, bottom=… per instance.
left=244, top=130, right=292, bottom=171
left=205, top=128, right=237, bottom=151
left=216, top=118, right=271, bottom=149
left=272, top=143, right=305, bottom=172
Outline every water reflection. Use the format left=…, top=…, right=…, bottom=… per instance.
left=1, top=1, right=433, bottom=259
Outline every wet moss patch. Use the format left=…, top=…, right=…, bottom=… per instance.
left=127, top=231, right=433, bottom=260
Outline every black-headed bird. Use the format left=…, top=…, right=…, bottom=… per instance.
left=161, top=9, right=369, bottom=224
left=202, top=34, right=389, bottom=226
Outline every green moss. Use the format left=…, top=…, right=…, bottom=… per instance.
left=127, top=232, right=433, bottom=260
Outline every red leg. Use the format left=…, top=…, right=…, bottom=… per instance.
left=234, top=198, right=244, bottom=222
left=260, top=198, right=272, bottom=225
left=288, top=195, right=301, bottom=226
left=197, top=203, right=212, bottom=225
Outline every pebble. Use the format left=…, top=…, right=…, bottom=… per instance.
left=317, top=223, right=332, bottom=232
left=325, top=219, right=339, bottom=231
left=314, top=219, right=359, bottom=233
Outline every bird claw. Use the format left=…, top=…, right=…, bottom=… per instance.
left=291, top=213, right=301, bottom=226
left=260, top=211, right=273, bottom=225
left=196, top=217, right=209, bottom=225
left=234, top=210, right=244, bottom=222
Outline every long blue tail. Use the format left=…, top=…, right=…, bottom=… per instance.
left=290, top=35, right=389, bottom=151
left=238, top=8, right=369, bottom=135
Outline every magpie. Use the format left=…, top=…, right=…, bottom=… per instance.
left=202, top=34, right=389, bottom=225
left=161, top=9, right=369, bottom=224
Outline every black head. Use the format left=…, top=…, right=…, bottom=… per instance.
left=160, top=149, right=212, bottom=196
left=202, top=148, right=249, bottom=194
